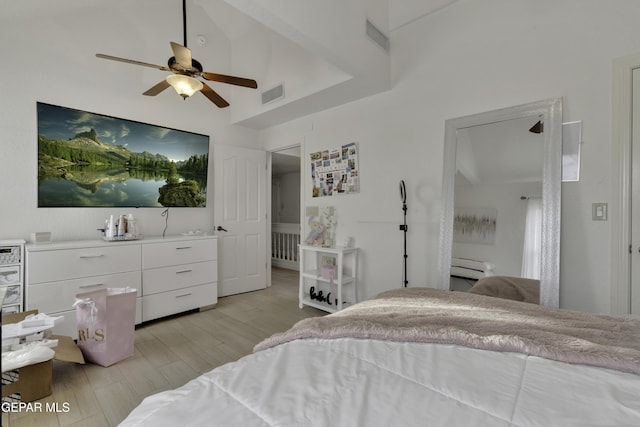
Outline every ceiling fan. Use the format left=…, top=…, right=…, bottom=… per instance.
left=95, top=0, right=257, bottom=108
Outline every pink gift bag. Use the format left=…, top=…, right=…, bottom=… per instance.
left=73, top=287, right=137, bottom=367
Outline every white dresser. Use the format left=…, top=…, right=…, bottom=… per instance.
left=25, top=235, right=217, bottom=338
left=141, top=237, right=217, bottom=322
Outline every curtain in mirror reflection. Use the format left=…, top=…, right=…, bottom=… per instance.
left=521, top=198, right=542, bottom=279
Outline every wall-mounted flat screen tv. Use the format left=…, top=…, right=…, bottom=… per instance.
left=37, top=102, right=209, bottom=208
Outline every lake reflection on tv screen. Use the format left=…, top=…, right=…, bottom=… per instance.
left=38, top=176, right=169, bottom=208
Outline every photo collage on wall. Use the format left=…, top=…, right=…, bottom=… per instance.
left=310, top=142, right=359, bottom=197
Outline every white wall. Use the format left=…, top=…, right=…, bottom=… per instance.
left=272, top=172, right=301, bottom=224
left=0, top=1, right=259, bottom=242
left=261, top=0, right=640, bottom=313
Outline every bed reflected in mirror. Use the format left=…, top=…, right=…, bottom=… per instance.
left=438, top=98, right=562, bottom=307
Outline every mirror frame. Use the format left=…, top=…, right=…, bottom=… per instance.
left=437, top=97, right=562, bottom=307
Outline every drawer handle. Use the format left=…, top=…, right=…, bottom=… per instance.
left=79, top=254, right=105, bottom=259
left=176, top=269, right=193, bottom=274
left=175, top=293, right=192, bottom=298
left=79, top=283, right=105, bottom=289
left=176, top=246, right=192, bottom=250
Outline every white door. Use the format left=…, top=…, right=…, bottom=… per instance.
left=214, top=144, right=267, bottom=297
left=631, top=67, right=640, bottom=315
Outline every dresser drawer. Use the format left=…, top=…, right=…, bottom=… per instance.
left=27, top=245, right=141, bottom=284
left=142, top=282, right=217, bottom=321
left=1, top=285, right=21, bottom=306
left=142, top=238, right=216, bottom=269
left=143, top=261, right=217, bottom=295
left=0, top=265, right=21, bottom=286
left=27, top=271, right=141, bottom=314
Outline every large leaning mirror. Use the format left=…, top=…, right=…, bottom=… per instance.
left=437, top=98, right=562, bottom=307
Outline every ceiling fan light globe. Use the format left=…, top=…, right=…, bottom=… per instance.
left=166, top=74, right=203, bottom=99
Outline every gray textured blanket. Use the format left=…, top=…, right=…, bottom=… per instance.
left=254, top=288, right=640, bottom=375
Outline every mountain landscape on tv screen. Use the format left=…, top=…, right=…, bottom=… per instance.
left=37, top=103, right=209, bottom=208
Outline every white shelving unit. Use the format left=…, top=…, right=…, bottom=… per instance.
left=0, top=239, right=25, bottom=314
left=299, top=244, right=358, bottom=313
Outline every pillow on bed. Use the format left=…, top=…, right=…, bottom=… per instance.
left=468, top=275, right=540, bottom=304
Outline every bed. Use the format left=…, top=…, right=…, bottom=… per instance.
left=469, top=275, right=540, bottom=304
left=119, top=287, right=640, bottom=427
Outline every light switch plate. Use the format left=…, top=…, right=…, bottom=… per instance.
left=592, top=203, right=608, bottom=221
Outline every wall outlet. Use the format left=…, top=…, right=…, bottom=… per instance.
left=592, top=203, right=608, bottom=221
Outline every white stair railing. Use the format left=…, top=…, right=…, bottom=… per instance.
left=272, top=223, right=300, bottom=270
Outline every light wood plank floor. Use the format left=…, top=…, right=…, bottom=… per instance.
left=3, top=268, right=323, bottom=427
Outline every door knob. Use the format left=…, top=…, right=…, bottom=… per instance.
left=216, top=226, right=228, bottom=232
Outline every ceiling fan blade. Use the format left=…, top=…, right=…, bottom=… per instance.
left=201, top=83, right=230, bottom=108
left=143, top=80, right=171, bottom=96
left=201, top=72, right=258, bottom=89
left=170, top=42, right=192, bottom=70
left=96, top=53, right=170, bottom=71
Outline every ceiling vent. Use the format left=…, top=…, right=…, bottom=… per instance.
left=261, top=83, right=285, bottom=105
left=366, top=19, right=390, bottom=53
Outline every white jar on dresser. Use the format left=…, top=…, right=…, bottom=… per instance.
left=25, top=235, right=217, bottom=339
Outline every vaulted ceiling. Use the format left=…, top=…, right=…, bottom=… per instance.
left=200, top=0, right=459, bottom=128
left=4, top=0, right=458, bottom=130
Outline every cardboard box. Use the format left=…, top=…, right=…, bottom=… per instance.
left=1, top=360, right=53, bottom=403
left=1, top=310, right=85, bottom=403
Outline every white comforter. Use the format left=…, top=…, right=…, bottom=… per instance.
left=119, top=337, right=640, bottom=427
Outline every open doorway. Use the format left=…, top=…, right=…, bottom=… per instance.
left=270, top=146, right=302, bottom=287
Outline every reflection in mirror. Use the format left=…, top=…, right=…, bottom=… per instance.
left=451, top=117, right=544, bottom=292
left=437, top=98, right=562, bottom=307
